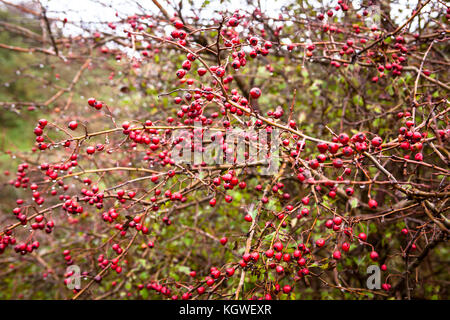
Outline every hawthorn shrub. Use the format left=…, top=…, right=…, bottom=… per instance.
left=0, top=0, right=448, bottom=300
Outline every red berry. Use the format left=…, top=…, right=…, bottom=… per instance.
left=315, top=238, right=325, bottom=247
left=249, top=87, right=261, bottom=99
left=68, top=121, right=78, bottom=130
left=273, top=241, right=283, bottom=252
left=219, top=237, right=228, bottom=245
left=358, top=232, right=367, bottom=241
left=282, top=285, right=291, bottom=294
left=226, top=267, right=235, bottom=276
left=368, top=199, right=378, bottom=209
left=370, top=251, right=379, bottom=261
left=371, top=136, right=383, bottom=147
left=38, top=119, right=48, bottom=127
left=342, top=242, right=350, bottom=252
left=333, top=216, right=342, bottom=225
left=87, top=97, right=96, bottom=106
left=333, top=250, right=341, bottom=260
left=174, top=20, right=184, bottom=29
left=197, top=68, right=207, bottom=76
left=265, top=249, right=274, bottom=258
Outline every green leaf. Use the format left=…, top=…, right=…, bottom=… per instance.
left=141, top=289, right=149, bottom=299
left=177, top=265, right=190, bottom=275
left=139, top=272, right=149, bottom=280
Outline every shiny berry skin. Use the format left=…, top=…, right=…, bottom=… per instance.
left=251, top=252, right=260, bottom=261
left=370, top=251, right=379, bottom=261
left=333, top=250, right=341, bottom=260
left=219, top=237, right=228, bottom=245
left=249, top=87, right=261, bottom=99
left=345, top=187, right=354, bottom=196
left=176, top=69, right=186, bottom=79
left=38, top=119, right=48, bottom=127
left=358, top=232, right=367, bottom=241
left=342, top=146, right=353, bottom=157
left=197, top=286, right=205, bottom=294
left=197, top=68, right=207, bottom=76
left=249, top=36, right=258, bottom=46
left=282, top=285, right=291, bottom=294
left=87, top=97, right=96, bottom=106
left=265, top=249, right=274, bottom=258
left=226, top=268, right=235, bottom=277
left=181, top=60, right=191, bottom=70
left=215, top=67, right=225, bottom=77
left=68, top=121, right=78, bottom=130
left=338, top=133, right=349, bottom=144
left=174, top=20, right=184, bottom=29
left=332, top=158, right=343, bottom=168
left=273, top=241, right=283, bottom=252
left=368, top=199, right=378, bottom=209
left=371, top=136, right=383, bottom=147
left=414, top=153, right=423, bottom=161
left=333, top=216, right=342, bottom=225
left=315, top=238, right=325, bottom=247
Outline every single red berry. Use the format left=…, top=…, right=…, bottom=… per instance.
left=345, top=187, right=354, bottom=196
left=358, top=232, right=367, bottom=241
left=226, top=268, right=235, bottom=276
left=68, top=121, right=78, bottom=130
left=273, top=241, right=283, bottom=252
left=282, top=285, right=291, bottom=294
left=249, top=87, right=261, bottom=99
left=368, top=199, right=378, bottom=209
left=87, top=97, right=96, bottom=106
left=342, top=242, right=350, bottom=252
left=197, top=68, right=207, bottom=76
left=333, top=216, right=342, bottom=225
left=370, top=251, right=379, bottom=261
left=315, top=238, right=325, bottom=247
left=38, top=119, right=48, bottom=127
left=333, top=250, right=341, bottom=260
left=371, top=136, right=383, bottom=147
left=174, top=20, right=184, bottom=29
left=265, top=249, right=274, bottom=258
